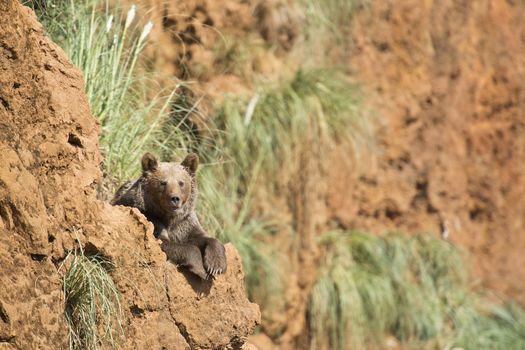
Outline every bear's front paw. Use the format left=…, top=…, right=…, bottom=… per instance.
left=203, top=241, right=227, bottom=279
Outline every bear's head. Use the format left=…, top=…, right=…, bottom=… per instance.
left=141, top=152, right=199, bottom=218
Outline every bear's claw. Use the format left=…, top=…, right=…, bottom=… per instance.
left=206, top=267, right=226, bottom=280
left=203, top=242, right=227, bottom=279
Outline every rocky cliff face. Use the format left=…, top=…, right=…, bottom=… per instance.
left=335, top=0, right=525, bottom=301
left=0, top=1, right=259, bottom=349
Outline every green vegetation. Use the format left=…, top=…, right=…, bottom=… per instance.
left=59, top=246, right=122, bottom=350
left=309, top=231, right=525, bottom=350
left=213, top=68, right=363, bottom=177
left=212, top=32, right=268, bottom=82
left=189, top=68, right=366, bottom=309
left=301, top=0, right=370, bottom=39
left=28, top=0, right=191, bottom=182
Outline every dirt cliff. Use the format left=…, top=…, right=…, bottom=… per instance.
left=337, top=0, right=525, bottom=301
left=0, top=1, right=259, bottom=349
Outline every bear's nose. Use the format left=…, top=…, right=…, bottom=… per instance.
left=171, top=196, right=180, bottom=204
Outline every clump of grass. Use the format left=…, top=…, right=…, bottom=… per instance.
left=212, top=68, right=366, bottom=187
left=187, top=67, right=367, bottom=319
left=308, top=231, right=525, bottom=350
left=212, top=32, right=269, bottom=80
left=452, top=301, right=525, bottom=350
left=295, top=0, right=371, bottom=66
left=300, top=0, right=370, bottom=39
left=28, top=0, right=193, bottom=184
left=59, top=247, right=123, bottom=350
left=194, top=147, right=286, bottom=310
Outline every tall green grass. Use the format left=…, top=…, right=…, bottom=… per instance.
left=28, top=0, right=192, bottom=183
left=297, top=0, right=371, bottom=66
left=308, top=231, right=525, bottom=350
left=301, top=0, right=370, bottom=39
left=187, top=68, right=367, bottom=313
left=59, top=246, right=123, bottom=350
left=211, top=68, right=365, bottom=187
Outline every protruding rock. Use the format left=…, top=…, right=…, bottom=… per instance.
left=165, top=244, right=261, bottom=349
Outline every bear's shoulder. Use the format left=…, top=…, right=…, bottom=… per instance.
left=111, top=178, right=145, bottom=209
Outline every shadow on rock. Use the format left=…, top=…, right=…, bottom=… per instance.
left=177, top=266, right=213, bottom=296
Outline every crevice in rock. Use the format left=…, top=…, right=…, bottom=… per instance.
left=0, top=97, right=12, bottom=113
left=174, top=321, right=193, bottom=349
left=130, top=305, right=145, bottom=318
left=0, top=43, right=17, bottom=59
left=229, top=335, right=244, bottom=349
left=164, top=268, right=193, bottom=349
left=81, top=242, right=115, bottom=270
left=30, top=253, right=47, bottom=261
left=0, top=335, right=15, bottom=343
left=67, top=133, right=83, bottom=148
left=0, top=301, right=10, bottom=324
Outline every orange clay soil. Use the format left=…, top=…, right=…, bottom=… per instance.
left=342, top=0, right=525, bottom=301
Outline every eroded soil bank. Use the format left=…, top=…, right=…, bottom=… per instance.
left=344, top=0, right=525, bottom=301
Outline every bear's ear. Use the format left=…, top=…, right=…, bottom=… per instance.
left=142, top=152, right=159, bottom=173
left=181, top=153, right=199, bottom=175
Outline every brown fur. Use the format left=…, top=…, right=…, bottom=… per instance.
left=111, top=152, right=227, bottom=279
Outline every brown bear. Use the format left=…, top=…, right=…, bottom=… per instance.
left=111, top=152, right=227, bottom=280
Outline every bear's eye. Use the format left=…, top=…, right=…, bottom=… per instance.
left=178, top=181, right=184, bottom=187
left=160, top=180, right=168, bottom=187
